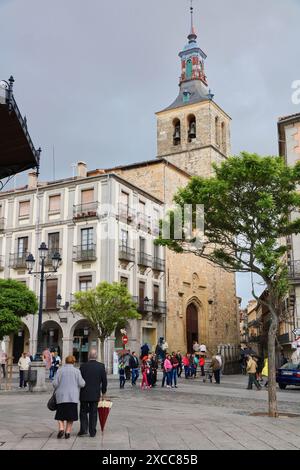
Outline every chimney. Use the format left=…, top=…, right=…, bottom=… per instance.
left=28, top=171, right=38, bottom=189
left=77, top=161, right=87, bottom=178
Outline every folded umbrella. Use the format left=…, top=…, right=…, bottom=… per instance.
left=98, top=400, right=113, bottom=433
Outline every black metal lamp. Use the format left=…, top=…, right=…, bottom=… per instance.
left=52, top=251, right=61, bottom=271
left=38, top=242, right=48, bottom=260
left=26, top=253, right=35, bottom=273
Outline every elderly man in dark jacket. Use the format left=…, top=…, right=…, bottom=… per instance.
left=78, top=349, right=107, bottom=437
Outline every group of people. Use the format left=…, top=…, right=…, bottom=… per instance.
left=118, top=341, right=223, bottom=389
left=52, top=349, right=107, bottom=439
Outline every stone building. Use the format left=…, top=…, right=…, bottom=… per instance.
left=93, top=7, right=240, bottom=357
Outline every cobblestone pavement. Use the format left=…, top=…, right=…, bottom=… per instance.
left=0, top=374, right=300, bottom=450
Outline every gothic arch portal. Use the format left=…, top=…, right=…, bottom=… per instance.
left=186, top=298, right=202, bottom=353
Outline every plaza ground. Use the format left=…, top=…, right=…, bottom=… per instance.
left=0, top=373, right=300, bottom=450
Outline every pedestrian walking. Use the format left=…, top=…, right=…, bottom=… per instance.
left=246, top=355, right=262, bottom=390
left=182, top=354, right=191, bottom=379
left=141, top=359, right=150, bottom=389
left=171, top=352, right=179, bottom=388
left=262, top=357, right=269, bottom=388
left=43, top=348, right=52, bottom=372
left=78, top=349, right=107, bottom=438
left=161, top=354, right=173, bottom=388
left=0, top=350, right=7, bottom=379
left=211, top=354, right=222, bottom=384
left=129, top=351, right=140, bottom=386
left=119, top=361, right=126, bottom=389
left=199, top=356, right=205, bottom=377
left=190, top=354, right=198, bottom=378
left=53, top=355, right=86, bottom=439
left=176, top=351, right=183, bottom=377
left=18, top=352, right=30, bottom=388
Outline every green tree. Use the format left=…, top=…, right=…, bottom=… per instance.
left=0, top=279, right=38, bottom=340
left=73, top=281, right=141, bottom=361
left=157, top=152, right=300, bottom=417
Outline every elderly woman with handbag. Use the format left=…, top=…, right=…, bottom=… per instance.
left=53, top=355, right=85, bottom=439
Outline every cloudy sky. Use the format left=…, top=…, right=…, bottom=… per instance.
left=1, top=0, right=300, bottom=305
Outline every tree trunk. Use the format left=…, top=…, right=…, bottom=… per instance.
left=98, top=338, right=105, bottom=364
left=268, top=311, right=279, bottom=418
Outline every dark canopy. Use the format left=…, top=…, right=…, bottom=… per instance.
left=0, top=78, right=39, bottom=180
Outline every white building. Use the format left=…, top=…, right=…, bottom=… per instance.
left=0, top=162, right=166, bottom=370
left=278, top=113, right=300, bottom=352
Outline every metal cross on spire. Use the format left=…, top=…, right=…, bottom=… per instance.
left=190, top=0, right=194, bottom=32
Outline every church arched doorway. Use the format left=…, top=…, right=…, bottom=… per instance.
left=186, top=303, right=199, bottom=353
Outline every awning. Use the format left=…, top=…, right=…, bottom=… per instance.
left=0, top=77, right=40, bottom=180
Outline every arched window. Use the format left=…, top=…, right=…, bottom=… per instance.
left=186, top=59, right=193, bottom=80
left=173, top=118, right=181, bottom=146
left=215, top=116, right=220, bottom=147
left=221, top=122, right=226, bottom=153
left=187, top=114, right=196, bottom=142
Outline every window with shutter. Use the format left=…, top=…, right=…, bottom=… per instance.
left=19, top=201, right=30, bottom=217
left=79, top=276, right=92, bottom=292
left=49, top=195, right=61, bottom=212
left=46, top=278, right=58, bottom=310
left=81, top=189, right=94, bottom=204
left=154, top=285, right=159, bottom=307
left=139, top=281, right=145, bottom=308
left=17, top=237, right=28, bottom=257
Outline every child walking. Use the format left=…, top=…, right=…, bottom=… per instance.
left=119, top=361, right=126, bottom=389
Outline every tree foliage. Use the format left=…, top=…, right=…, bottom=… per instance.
left=73, top=281, right=141, bottom=343
left=0, top=279, right=38, bottom=340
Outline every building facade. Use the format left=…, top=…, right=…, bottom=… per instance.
left=0, top=166, right=166, bottom=370
left=278, top=113, right=300, bottom=352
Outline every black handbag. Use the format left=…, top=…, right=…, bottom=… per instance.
left=47, top=393, right=57, bottom=411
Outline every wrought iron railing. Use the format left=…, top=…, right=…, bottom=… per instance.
left=73, top=202, right=98, bottom=219
left=152, top=301, right=167, bottom=315
left=119, top=244, right=135, bottom=262
left=288, top=260, right=300, bottom=280
left=138, top=252, right=152, bottom=268
left=137, top=213, right=150, bottom=232
left=45, top=248, right=62, bottom=266
left=0, top=217, right=5, bottom=232
left=118, top=203, right=135, bottom=223
left=152, top=257, right=165, bottom=272
left=9, top=252, right=28, bottom=269
left=73, top=244, right=97, bottom=262
left=132, top=296, right=153, bottom=313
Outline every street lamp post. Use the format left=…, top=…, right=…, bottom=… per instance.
left=26, top=242, right=61, bottom=361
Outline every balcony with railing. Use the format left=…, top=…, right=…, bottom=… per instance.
left=152, top=257, right=165, bottom=272
left=9, top=252, right=28, bottom=269
left=278, top=332, right=292, bottom=345
left=45, top=248, right=63, bottom=266
left=73, top=202, right=98, bottom=220
left=132, top=296, right=153, bottom=314
left=118, top=203, right=135, bottom=224
left=137, top=213, right=150, bottom=232
left=288, top=260, right=300, bottom=281
left=152, top=301, right=167, bottom=315
left=138, top=252, right=152, bottom=268
left=0, top=217, right=5, bottom=232
left=73, top=244, right=97, bottom=262
left=119, top=244, right=135, bottom=263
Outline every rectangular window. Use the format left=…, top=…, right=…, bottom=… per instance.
left=153, top=242, right=159, bottom=259
left=79, top=275, right=92, bottom=292
left=17, top=237, right=28, bottom=257
left=49, top=195, right=61, bottom=213
left=120, top=191, right=129, bottom=207
left=48, top=232, right=60, bottom=253
left=139, top=200, right=146, bottom=214
left=81, top=228, right=93, bottom=248
left=19, top=201, right=30, bottom=217
left=139, top=281, right=145, bottom=304
left=46, top=278, right=58, bottom=310
left=139, top=237, right=145, bottom=253
left=121, top=229, right=128, bottom=246
left=81, top=189, right=94, bottom=204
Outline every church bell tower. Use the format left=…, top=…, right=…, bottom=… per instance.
left=156, top=3, right=231, bottom=177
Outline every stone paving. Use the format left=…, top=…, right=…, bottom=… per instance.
left=0, top=374, right=300, bottom=450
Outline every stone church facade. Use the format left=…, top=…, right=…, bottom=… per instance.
left=99, top=9, right=240, bottom=356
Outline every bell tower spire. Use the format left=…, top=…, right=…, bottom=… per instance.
left=188, top=0, right=197, bottom=43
